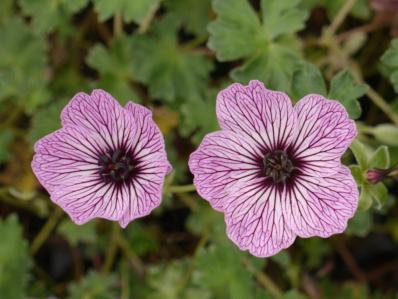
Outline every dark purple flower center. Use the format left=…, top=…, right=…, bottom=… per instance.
left=263, top=150, right=295, bottom=183
left=98, top=149, right=135, bottom=183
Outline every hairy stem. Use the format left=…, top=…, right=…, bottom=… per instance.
left=30, top=207, right=63, bottom=255
left=167, top=184, right=196, bottom=193
left=101, top=223, right=119, bottom=275
left=328, top=0, right=357, bottom=35
left=116, top=231, right=146, bottom=278
left=243, top=258, right=283, bottom=299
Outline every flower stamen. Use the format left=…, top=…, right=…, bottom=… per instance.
left=263, top=150, right=294, bottom=183
left=99, top=149, right=135, bottom=183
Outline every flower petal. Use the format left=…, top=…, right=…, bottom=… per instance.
left=291, top=94, right=356, bottom=176
left=32, top=126, right=126, bottom=224
left=117, top=101, right=171, bottom=227
left=225, top=183, right=296, bottom=257
left=189, top=130, right=263, bottom=211
left=216, top=80, right=296, bottom=151
left=118, top=169, right=166, bottom=228
left=284, top=166, right=359, bottom=238
left=61, top=89, right=132, bottom=151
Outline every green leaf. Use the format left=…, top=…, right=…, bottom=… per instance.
left=308, top=0, right=372, bottom=20
left=124, top=222, right=159, bottom=256
left=282, top=290, right=309, bottom=299
left=231, top=42, right=302, bottom=91
left=132, top=16, right=212, bottom=102
left=146, top=259, right=210, bottom=299
left=86, top=34, right=141, bottom=104
left=0, top=0, right=14, bottom=24
left=349, top=139, right=372, bottom=169
left=349, top=165, right=364, bottom=185
left=179, top=89, right=219, bottom=145
left=381, top=39, right=398, bottom=67
left=261, top=0, right=308, bottom=40
left=270, top=251, right=291, bottom=268
left=208, top=0, right=307, bottom=92
left=0, top=129, right=14, bottom=163
left=380, top=38, right=398, bottom=92
left=347, top=210, right=373, bottom=237
left=368, top=182, right=388, bottom=209
left=0, top=18, right=49, bottom=112
left=208, top=0, right=263, bottom=61
left=19, top=0, right=89, bottom=33
left=166, top=0, right=211, bottom=35
left=368, top=124, right=398, bottom=146
left=291, top=62, right=327, bottom=100
left=358, top=183, right=373, bottom=211
left=0, top=215, right=32, bottom=299
left=195, top=243, right=261, bottom=299
left=298, top=238, right=331, bottom=269
left=28, top=97, right=69, bottom=144
left=328, top=69, right=368, bottom=119
left=57, top=220, right=97, bottom=246
left=368, top=146, right=390, bottom=169
left=186, top=201, right=226, bottom=241
left=92, top=0, right=161, bottom=24
left=67, top=271, right=118, bottom=299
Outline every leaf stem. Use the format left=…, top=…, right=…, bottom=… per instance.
left=30, top=207, right=63, bottom=255
left=243, top=258, right=283, bottom=299
left=101, top=222, right=119, bottom=275
left=113, top=12, right=123, bottom=36
left=138, top=3, right=159, bottom=34
left=328, top=0, right=357, bottom=35
left=365, top=87, right=398, bottom=125
left=116, top=230, right=145, bottom=278
left=175, top=225, right=209, bottom=295
left=167, top=184, right=196, bottom=193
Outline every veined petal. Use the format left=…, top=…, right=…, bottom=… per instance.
left=32, top=126, right=126, bottom=223
left=189, top=130, right=263, bottom=211
left=124, top=101, right=172, bottom=174
left=291, top=94, right=356, bottom=176
left=61, top=89, right=133, bottom=151
left=225, top=184, right=296, bottom=257
left=216, top=80, right=296, bottom=151
left=284, top=166, right=358, bottom=238
left=118, top=169, right=166, bottom=228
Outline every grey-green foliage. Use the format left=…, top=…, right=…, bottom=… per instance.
left=0, top=18, right=49, bottom=112
left=208, top=0, right=308, bottom=92
left=0, top=215, right=32, bottom=299
left=67, top=271, right=118, bottom=299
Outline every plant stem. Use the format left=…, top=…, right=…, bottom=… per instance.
left=116, top=231, right=145, bottom=277
left=243, top=258, right=283, bottom=299
left=138, top=3, right=159, bottom=34
left=30, top=207, right=63, bottom=255
left=175, top=226, right=209, bottom=295
left=121, top=258, right=130, bottom=299
left=328, top=0, right=357, bottom=35
left=101, top=223, right=119, bottom=275
left=167, top=184, right=196, bottom=193
left=113, top=12, right=123, bottom=36
left=366, top=87, right=398, bottom=125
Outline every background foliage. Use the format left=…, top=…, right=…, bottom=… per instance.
left=0, top=0, right=398, bottom=298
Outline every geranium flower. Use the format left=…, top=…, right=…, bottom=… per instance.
left=189, top=80, right=358, bottom=257
left=32, top=90, right=171, bottom=227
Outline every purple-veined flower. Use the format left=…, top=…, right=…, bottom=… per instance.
left=189, top=80, right=359, bottom=257
left=32, top=90, right=171, bottom=228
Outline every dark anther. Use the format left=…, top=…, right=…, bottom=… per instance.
left=263, top=150, right=295, bottom=183
left=98, top=149, right=135, bottom=183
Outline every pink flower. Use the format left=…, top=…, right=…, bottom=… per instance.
left=32, top=90, right=171, bottom=228
left=189, top=80, right=359, bottom=257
